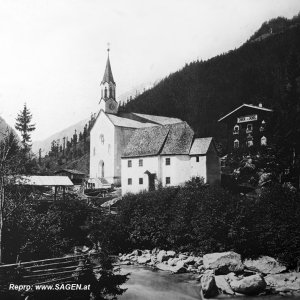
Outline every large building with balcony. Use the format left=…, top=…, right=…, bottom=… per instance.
left=218, top=103, right=273, bottom=153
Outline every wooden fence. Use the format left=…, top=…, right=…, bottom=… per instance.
left=0, top=252, right=101, bottom=291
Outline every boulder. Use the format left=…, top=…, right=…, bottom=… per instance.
left=244, top=256, right=286, bottom=275
left=265, top=272, right=300, bottom=292
left=183, top=256, right=195, bottom=265
left=167, top=250, right=176, bottom=257
left=137, top=255, right=151, bottom=264
left=172, top=264, right=187, bottom=274
left=168, top=257, right=180, bottom=266
left=201, top=273, right=219, bottom=298
left=215, top=275, right=234, bottom=295
left=203, top=251, right=244, bottom=275
left=121, top=254, right=131, bottom=261
left=178, top=254, right=188, bottom=260
left=175, top=260, right=186, bottom=269
left=156, top=263, right=172, bottom=272
left=152, top=248, right=159, bottom=254
left=194, top=257, right=203, bottom=266
left=197, top=265, right=206, bottom=273
left=119, top=260, right=131, bottom=265
left=157, top=250, right=169, bottom=263
left=156, top=261, right=187, bottom=274
left=150, top=256, right=157, bottom=265
left=226, top=272, right=240, bottom=282
left=230, top=274, right=266, bottom=295
left=187, top=265, right=194, bottom=272
left=131, top=249, right=142, bottom=256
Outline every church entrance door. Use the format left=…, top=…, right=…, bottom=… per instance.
left=148, top=174, right=155, bottom=191
left=98, top=160, right=104, bottom=178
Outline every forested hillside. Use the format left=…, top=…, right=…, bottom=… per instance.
left=0, top=116, right=19, bottom=144
left=122, top=15, right=300, bottom=144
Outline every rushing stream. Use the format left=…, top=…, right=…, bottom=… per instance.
left=119, top=265, right=298, bottom=300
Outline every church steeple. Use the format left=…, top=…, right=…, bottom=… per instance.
left=101, top=48, right=115, bottom=85
left=99, top=46, right=118, bottom=114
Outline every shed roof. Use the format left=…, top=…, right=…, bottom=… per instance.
left=15, top=176, right=74, bottom=186
left=189, top=137, right=213, bottom=155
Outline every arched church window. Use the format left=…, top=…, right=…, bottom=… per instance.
left=261, top=136, right=267, bottom=146
left=104, top=87, right=107, bottom=98
left=109, top=87, right=112, bottom=98
left=101, top=89, right=103, bottom=99
left=100, top=134, right=104, bottom=145
left=93, top=147, right=96, bottom=156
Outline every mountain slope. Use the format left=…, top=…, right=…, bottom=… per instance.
left=123, top=16, right=300, bottom=144
left=0, top=116, right=17, bottom=140
left=32, top=118, right=89, bottom=155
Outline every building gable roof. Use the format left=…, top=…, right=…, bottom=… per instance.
left=122, top=125, right=168, bottom=157
left=189, top=137, right=213, bottom=155
left=122, top=122, right=194, bottom=157
left=218, top=104, right=273, bottom=122
left=106, top=113, right=156, bottom=128
left=131, top=113, right=182, bottom=125
left=91, top=110, right=184, bottom=131
left=160, top=122, right=194, bottom=155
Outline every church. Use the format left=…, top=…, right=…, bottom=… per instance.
left=89, top=50, right=220, bottom=194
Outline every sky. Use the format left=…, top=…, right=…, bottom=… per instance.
left=0, top=0, right=300, bottom=142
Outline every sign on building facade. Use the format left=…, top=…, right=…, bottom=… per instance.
left=237, top=114, right=258, bottom=123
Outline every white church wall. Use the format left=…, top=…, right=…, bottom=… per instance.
left=121, top=156, right=159, bottom=195
left=114, top=127, right=137, bottom=186
left=160, top=155, right=191, bottom=187
left=190, top=155, right=207, bottom=182
left=89, top=111, right=115, bottom=186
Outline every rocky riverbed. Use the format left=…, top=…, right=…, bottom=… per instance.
left=118, top=250, right=300, bottom=298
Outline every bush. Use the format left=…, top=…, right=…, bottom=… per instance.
left=92, top=178, right=300, bottom=268
left=3, top=191, right=93, bottom=262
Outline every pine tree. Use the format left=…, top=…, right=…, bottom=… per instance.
left=15, top=103, right=36, bottom=151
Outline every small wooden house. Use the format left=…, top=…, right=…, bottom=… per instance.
left=54, top=169, right=86, bottom=185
